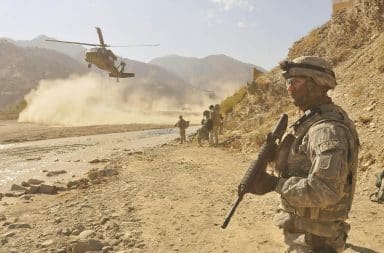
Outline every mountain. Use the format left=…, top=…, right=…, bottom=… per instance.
left=0, top=40, right=88, bottom=108
left=0, top=40, right=206, bottom=112
left=149, top=54, right=265, bottom=93
left=7, top=35, right=86, bottom=62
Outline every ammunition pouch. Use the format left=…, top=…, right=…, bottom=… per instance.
left=274, top=211, right=350, bottom=238
left=275, top=133, right=295, bottom=177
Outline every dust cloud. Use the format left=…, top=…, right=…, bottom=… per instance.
left=18, top=73, right=222, bottom=126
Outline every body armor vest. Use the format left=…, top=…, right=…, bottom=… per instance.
left=278, top=103, right=359, bottom=221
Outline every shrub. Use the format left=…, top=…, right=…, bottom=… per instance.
left=220, top=87, right=247, bottom=115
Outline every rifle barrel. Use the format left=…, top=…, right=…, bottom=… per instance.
left=221, top=195, right=243, bottom=229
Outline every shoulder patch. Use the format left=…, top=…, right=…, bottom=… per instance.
left=317, top=140, right=341, bottom=153
left=318, top=153, right=332, bottom=170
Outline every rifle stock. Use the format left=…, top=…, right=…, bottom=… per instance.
left=221, top=113, right=288, bottom=229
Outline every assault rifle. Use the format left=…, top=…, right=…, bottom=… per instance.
left=221, top=113, right=288, bottom=229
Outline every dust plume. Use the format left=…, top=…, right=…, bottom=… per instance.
left=18, top=73, right=221, bottom=126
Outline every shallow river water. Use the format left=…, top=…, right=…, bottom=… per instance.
left=0, top=126, right=198, bottom=192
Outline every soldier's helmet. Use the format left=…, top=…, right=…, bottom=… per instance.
left=214, top=104, right=220, bottom=110
left=280, top=56, right=337, bottom=89
left=209, top=105, right=214, bottom=110
left=179, top=115, right=183, bottom=119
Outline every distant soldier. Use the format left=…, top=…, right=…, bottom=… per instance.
left=219, top=112, right=224, bottom=135
left=209, top=104, right=221, bottom=147
left=175, top=115, right=189, bottom=144
left=197, top=110, right=212, bottom=146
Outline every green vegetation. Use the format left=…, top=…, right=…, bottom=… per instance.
left=220, top=87, right=247, bottom=115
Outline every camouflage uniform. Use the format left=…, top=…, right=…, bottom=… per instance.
left=175, top=116, right=188, bottom=144
left=274, top=56, right=360, bottom=253
left=209, top=104, right=221, bottom=147
left=197, top=111, right=211, bottom=146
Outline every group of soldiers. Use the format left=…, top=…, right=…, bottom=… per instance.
left=174, top=104, right=223, bottom=147
left=197, top=104, right=223, bottom=147
left=175, top=55, right=363, bottom=252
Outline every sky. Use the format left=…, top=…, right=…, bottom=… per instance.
left=0, top=0, right=332, bottom=70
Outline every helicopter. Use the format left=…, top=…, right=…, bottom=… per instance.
left=46, top=27, right=159, bottom=81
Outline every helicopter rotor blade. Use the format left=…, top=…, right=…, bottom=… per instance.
left=107, top=44, right=160, bottom=48
left=45, top=39, right=100, bottom=47
left=96, top=27, right=106, bottom=47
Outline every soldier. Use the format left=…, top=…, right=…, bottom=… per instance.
left=197, top=110, right=211, bottom=146
left=175, top=115, right=189, bottom=144
left=248, top=56, right=360, bottom=253
left=209, top=104, right=221, bottom=147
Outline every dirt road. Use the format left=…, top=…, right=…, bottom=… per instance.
left=0, top=122, right=382, bottom=253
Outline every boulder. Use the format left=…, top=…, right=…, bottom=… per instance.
left=10, top=184, right=27, bottom=192
left=71, top=239, right=104, bottom=253
left=46, top=170, right=67, bottom=177
left=38, top=184, right=57, bottom=194
left=27, top=179, right=45, bottom=185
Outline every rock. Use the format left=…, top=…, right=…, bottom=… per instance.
left=4, top=192, right=24, bottom=197
left=0, top=237, right=8, bottom=246
left=56, top=248, right=66, bottom=253
left=46, top=170, right=67, bottom=177
left=27, top=185, right=40, bottom=194
left=67, top=178, right=89, bottom=189
left=41, top=239, right=55, bottom=247
left=0, top=213, right=5, bottom=221
left=21, top=181, right=31, bottom=187
left=109, top=239, right=121, bottom=246
left=53, top=182, right=67, bottom=192
left=54, top=217, right=63, bottom=224
left=39, top=184, right=57, bottom=194
left=102, top=246, right=114, bottom=253
left=25, top=157, right=41, bottom=161
left=100, top=217, right=109, bottom=225
left=71, top=229, right=81, bottom=236
left=87, top=167, right=118, bottom=181
left=71, top=239, right=104, bottom=253
left=2, top=231, right=15, bottom=238
left=106, top=220, right=119, bottom=230
left=78, top=230, right=96, bottom=240
left=19, top=195, right=32, bottom=200
left=61, top=227, right=72, bottom=236
left=8, top=223, right=32, bottom=229
left=89, top=158, right=110, bottom=163
left=10, top=184, right=27, bottom=192
left=27, top=179, right=45, bottom=185
left=75, top=223, right=86, bottom=230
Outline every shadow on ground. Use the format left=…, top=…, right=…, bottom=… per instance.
left=346, top=243, right=379, bottom=253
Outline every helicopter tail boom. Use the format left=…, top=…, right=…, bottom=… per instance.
left=109, top=72, right=135, bottom=78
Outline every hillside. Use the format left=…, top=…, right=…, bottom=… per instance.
left=7, top=35, right=86, bottom=63
left=0, top=40, right=88, bottom=109
left=150, top=54, right=264, bottom=96
left=222, top=1, right=384, bottom=194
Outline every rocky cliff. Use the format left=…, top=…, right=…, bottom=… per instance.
left=223, top=0, right=384, bottom=193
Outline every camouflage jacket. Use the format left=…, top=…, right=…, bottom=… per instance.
left=275, top=103, right=359, bottom=221
left=175, top=119, right=188, bottom=129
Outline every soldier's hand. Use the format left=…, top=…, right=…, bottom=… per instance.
left=248, top=173, right=279, bottom=195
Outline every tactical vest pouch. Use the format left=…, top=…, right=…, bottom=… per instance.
left=293, top=216, right=349, bottom=238
left=275, top=133, right=295, bottom=178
